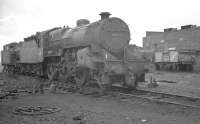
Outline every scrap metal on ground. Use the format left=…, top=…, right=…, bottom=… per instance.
left=13, top=106, right=61, bottom=116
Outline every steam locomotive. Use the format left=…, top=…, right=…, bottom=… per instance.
left=1, top=12, right=145, bottom=89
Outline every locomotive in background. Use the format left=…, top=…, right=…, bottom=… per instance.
left=1, top=12, right=145, bottom=89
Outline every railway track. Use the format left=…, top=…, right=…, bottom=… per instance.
left=46, top=79, right=200, bottom=109
left=78, top=86, right=200, bottom=109
left=118, top=90, right=200, bottom=109
left=2, top=73, right=200, bottom=109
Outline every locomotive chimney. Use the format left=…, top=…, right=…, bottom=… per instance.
left=99, top=12, right=111, bottom=20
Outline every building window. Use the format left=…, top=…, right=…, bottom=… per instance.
left=154, top=43, right=157, bottom=50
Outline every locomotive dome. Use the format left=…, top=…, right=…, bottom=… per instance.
left=76, top=19, right=90, bottom=27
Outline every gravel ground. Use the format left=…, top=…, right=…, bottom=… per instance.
left=139, top=71, right=200, bottom=98
left=1, top=73, right=200, bottom=124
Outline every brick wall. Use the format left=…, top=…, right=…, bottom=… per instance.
left=143, top=27, right=200, bottom=51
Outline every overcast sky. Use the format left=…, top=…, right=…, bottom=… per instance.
left=0, top=0, right=200, bottom=50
